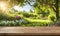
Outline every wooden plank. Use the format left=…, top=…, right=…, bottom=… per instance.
left=0, top=27, right=60, bottom=35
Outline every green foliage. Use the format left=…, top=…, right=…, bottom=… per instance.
left=23, top=12, right=30, bottom=18
left=48, top=15, right=56, bottom=22
left=0, top=0, right=60, bottom=26
left=8, top=0, right=25, bottom=6
left=23, top=12, right=37, bottom=18
left=21, top=21, right=53, bottom=27
left=0, top=12, right=9, bottom=20
left=0, top=19, right=28, bottom=26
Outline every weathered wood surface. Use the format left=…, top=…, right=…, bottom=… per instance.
left=0, top=27, right=60, bottom=35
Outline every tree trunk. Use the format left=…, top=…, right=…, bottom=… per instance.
left=55, top=0, right=59, bottom=20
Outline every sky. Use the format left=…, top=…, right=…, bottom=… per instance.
left=13, top=2, right=35, bottom=12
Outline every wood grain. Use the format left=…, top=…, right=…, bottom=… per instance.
left=0, top=27, right=60, bottom=35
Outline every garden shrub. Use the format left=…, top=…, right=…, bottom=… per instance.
left=0, top=12, right=9, bottom=20
left=48, top=15, right=56, bottom=22
left=23, top=13, right=30, bottom=18
left=21, top=22, right=53, bottom=27
left=0, top=11, right=53, bottom=26
left=8, top=14, right=21, bottom=20
left=23, top=12, right=37, bottom=18
left=0, top=19, right=29, bottom=26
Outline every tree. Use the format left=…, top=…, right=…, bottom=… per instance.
left=0, top=0, right=59, bottom=20
left=33, top=0, right=59, bottom=20
left=55, top=0, right=59, bottom=20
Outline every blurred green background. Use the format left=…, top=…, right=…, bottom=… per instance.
left=0, top=0, right=60, bottom=26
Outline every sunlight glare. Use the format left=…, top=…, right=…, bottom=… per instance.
left=0, top=2, right=7, bottom=11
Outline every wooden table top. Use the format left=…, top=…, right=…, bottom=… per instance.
left=0, top=27, right=60, bottom=35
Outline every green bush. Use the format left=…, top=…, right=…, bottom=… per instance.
left=0, top=19, right=28, bottom=26
left=23, top=13, right=30, bottom=18
left=23, top=12, right=37, bottom=18
left=21, top=18, right=53, bottom=26
left=48, top=15, right=56, bottom=22
left=21, top=22, right=53, bottom=27
left=0, top=12, right=9, bottom=20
